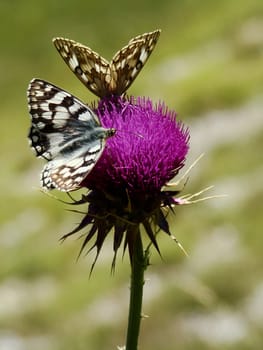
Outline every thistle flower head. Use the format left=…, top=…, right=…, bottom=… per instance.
left=85, top=96, right=189, bottom=192
left=63, top=96, right=190, bottom=269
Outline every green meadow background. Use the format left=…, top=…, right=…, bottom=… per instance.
left=1, top=1, right=263, bottom=349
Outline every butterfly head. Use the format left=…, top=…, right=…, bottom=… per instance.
left=106, top=128, right=116, bottom=138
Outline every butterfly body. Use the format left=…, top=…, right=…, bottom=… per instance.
left=27, top=79, right=115, bottom=192
left=53, top=29, right=161, bottom=98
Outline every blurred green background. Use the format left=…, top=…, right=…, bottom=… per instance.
left=1, top=0, right=263, bottom=349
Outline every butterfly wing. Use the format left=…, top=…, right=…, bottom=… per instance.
left=53, top=38, right=110, bottom=98
left=110, top=29, right=161, bottom=95
left=53, top=30, right=161, bottom=98
left=40, top=136, right=106, bottom=191
left=27, top=79, right=113, bottom=191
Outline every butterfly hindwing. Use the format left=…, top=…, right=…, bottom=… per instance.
left=41, top=137, right=106, bottom=191
left=27, top=78, right=115, bottom=191
left=53, top=29, right=161, bottom=98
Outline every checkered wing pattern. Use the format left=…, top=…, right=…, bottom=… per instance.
left=27, top=79, right=115, bottom=191
left=110, top=29, right=161, bottom=95
left=53, top=38, right=110, bottom=98
left=53, top=29, right=161, bottom=98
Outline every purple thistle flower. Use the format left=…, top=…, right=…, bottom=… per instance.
left=62, top=96, right=190, bottom=269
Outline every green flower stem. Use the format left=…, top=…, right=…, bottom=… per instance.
left=125, top=228, right=147, bottom=350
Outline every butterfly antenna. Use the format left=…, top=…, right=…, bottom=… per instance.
left=116, top=129, right=144, bottom=139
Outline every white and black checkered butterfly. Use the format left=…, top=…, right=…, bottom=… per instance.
left=27, top=79, right=115, bottom=192
left=53, top=29, right=161, bottom=98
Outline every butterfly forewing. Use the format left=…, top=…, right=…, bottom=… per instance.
left=73, top=45, right=111, bottom=97
left=27, top=78, right=115, bottom=191
left=53, top=29, right=161, bottom=98
left=53, top=37, right=110, bottom=98
left=111, top=30, right=161, bottom=94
